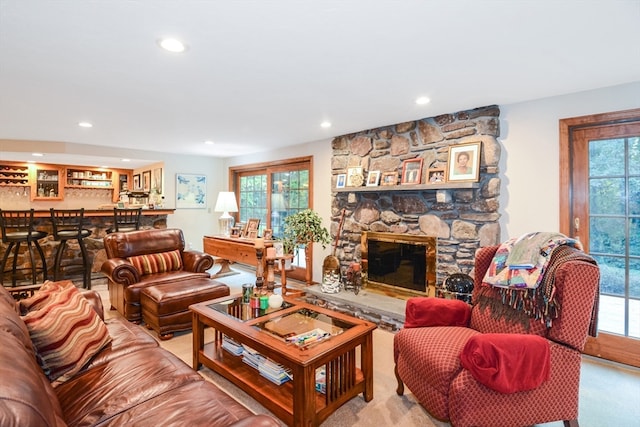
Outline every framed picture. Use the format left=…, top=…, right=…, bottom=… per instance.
left=427, top=168, right=446, bottom=183
left=366, top=170, right=381, bottom=187
left=230, top=226, right=241, bottom=237
left=346, top=166, right=364, bottom=187
left=133, top=174, right=141, bottom=191
left=244, top=218, right=261, bottom=238
left=446, top=141, right=481, bottom=182
left=142, top=170, right=151, bottom=192
left=235, top=222, right=245, bottom=236
left=151, top=167, right=163, bottom=194
left=336, top=173, right=347, bottom=189
left=401, top=158, right=423, bottom=184
left=381, top=171, right=398, bottom=186
left=176, top=173, right=207, bottom=209
left=263, top=228, right=273, bottom=240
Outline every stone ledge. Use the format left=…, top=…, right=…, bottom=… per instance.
left=297, top=284, right=406, bottom=332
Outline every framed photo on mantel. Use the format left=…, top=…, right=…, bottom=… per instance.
left=446, top=141, right=481, bottom=183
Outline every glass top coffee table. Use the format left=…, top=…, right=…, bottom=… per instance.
left=190, top=294, right=377, bottom=427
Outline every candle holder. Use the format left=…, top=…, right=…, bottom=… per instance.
left=265, top=257, right=276, bottom=292
left=255, top=247, right=264, bottom=292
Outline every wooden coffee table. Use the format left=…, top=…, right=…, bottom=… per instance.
left=191, top=294, right=377, bottom=427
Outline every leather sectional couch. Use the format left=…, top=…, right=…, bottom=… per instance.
left=0, top=281, right=280, bottom=427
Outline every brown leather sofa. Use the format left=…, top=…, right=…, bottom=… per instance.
left=0, top=283, right=280, bottom=427
left=102, top=228, right=220, bottom=322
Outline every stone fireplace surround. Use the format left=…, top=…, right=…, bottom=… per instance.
left=330, top=104, right=502, bottom=293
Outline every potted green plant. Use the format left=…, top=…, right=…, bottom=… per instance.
left=281, top=209, right=332, bottom=284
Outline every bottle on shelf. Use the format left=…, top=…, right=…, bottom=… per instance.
left=38, top=184, right=45, bottom=197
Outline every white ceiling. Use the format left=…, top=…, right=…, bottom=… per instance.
left=1, top=0, right=639, bottom=168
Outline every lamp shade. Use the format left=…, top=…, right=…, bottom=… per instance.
left=214, top=192, right=238, bottom=213
left=214, top=192, right=238, bottom=237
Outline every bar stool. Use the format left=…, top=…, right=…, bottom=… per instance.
left=106, top=207, right=142, bottom=233
left=0, top=209, right=48, bottom=286
left=50, top=208, right=93, bottom=289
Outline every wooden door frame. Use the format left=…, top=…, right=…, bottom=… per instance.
left=559, top=108, right=640, bottom=368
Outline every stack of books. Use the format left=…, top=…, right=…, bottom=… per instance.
left=221, top=336, right=244, bottom=356
left=315, top=367, right=326, bottom=394
left=258, top=359, right=292, bottom=385
left=241, top=344, right=292, bottom=385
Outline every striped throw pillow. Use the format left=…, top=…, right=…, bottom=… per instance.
left=19, top=280, right=75, bottom=314
left=21, top=283, right=112, bottom=382
left=127, top=249, right=183, bottom=275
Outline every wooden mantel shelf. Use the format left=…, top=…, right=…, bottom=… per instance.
left=334, top=182, right=479, bottom=193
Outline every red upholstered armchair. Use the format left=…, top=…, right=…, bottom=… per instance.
left=394, top=244, right=600, bottom=427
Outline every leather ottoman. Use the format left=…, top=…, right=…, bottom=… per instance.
left=140, top=278, right=230, bottom=340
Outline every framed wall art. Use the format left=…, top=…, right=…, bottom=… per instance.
left=366, top=170, right=381, bottom=187
left=142, top=170, right=151, bottom=192
left=381, top=171, right=398, bottom=186
left=176, top=173, right=207, bottom=209
left=346, top=166, right=364, bottom=187
left=133, top=174, right=141, bottom=191
left=401, top=158, right=423, bottom=185
left=427, top=168, right=446, bottom=183
left=446, top=141, right=481, bottom=182
left=151, top=167, right=163, bottom=194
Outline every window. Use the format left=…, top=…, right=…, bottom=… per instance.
left=230, top=156, right=313, bottom=281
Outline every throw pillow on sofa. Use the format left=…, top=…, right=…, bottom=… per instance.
left=127, top=249, right=183, bottom=275
left=19, top=279, right=73, bottom=314
left=21, top=282, right=112, bottom=382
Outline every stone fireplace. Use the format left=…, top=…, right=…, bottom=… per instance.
left=330, top=105, right=502, bottom=289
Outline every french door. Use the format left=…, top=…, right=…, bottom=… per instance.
left=231, top=156, right=313, bottom=282
left=560, top=108, right=640, bottom=367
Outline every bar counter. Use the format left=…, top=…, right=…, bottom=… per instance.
left=1, top=209, right=175, bottom=284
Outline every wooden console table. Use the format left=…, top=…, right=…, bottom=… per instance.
left=203, top=235, right=295, bottom=294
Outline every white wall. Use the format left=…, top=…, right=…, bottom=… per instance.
left=149, top=152, right=225, bottom=252
left=499, top=81, right=640, bottom=240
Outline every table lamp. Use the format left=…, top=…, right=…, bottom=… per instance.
left=214, top=191, right=238, bottom=237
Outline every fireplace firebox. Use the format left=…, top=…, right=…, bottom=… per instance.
left=361, top=232, right=436, bottom=298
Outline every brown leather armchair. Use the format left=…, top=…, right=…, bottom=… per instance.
left=394, top=244, right=600, bottom=427
left=102, top=228, right=214, bottom=322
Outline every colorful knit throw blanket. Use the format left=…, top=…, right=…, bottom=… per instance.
left=480, top=233, right=597, bottom=331
left=483, top=232, right=583, bottom=289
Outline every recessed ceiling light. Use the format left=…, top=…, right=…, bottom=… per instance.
left=415, top=96, right=430, bottom=105
left=78, top=121, right=93, bottom=128
left=121, top=158, right=131, bottom=162
left=32, top=153, right=43, bottom=157
left=159, top=38, right=186, bottom=53
left=204, top=140, right=215, bottom=145
left=320, top=121, right=332, bottom=128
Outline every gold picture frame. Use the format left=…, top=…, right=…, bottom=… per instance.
left=380, top=171, right=398, bottom=186
left=446, top=142, right=481, bottom=182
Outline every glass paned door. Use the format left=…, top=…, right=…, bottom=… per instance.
left=561, top=109, right=640, bottom=367
left=588, top=137, right=640, bottom=338
left=232, top=157, right=313, bottom=282
left=271, top=169, right=310, bottom=267
left=239, top=174, right=267, bottom=235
